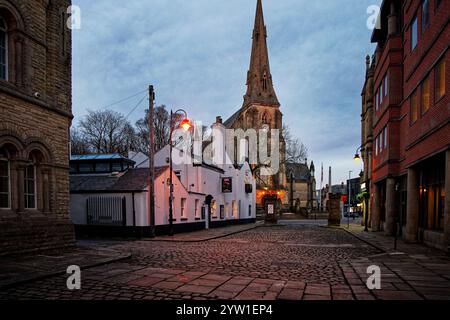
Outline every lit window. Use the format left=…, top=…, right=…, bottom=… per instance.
left=384, top=74, right=389, bottom=97
left=0, top=16, right=7, bottom=80
left=421, top=76, right=430, bottom=114
left=435, top=59, right=446, bottom=100
left=25, top=165, right=36, bottom=209
left=411, top=16, right=418, bottom=50
left=411, top=90, right=419, bottom=123
left=0, top=159, right=10, bottom=209
left=181, top=198, right=186, bottom=217
left=379, top=86, right=383, bottom=105
left=422, top=0, right=430, bottom=31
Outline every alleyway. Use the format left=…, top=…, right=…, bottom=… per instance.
left=1, top=225, right=450, bottom=300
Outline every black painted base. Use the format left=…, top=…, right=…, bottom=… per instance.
left=74, top=218, right=256, bottom=239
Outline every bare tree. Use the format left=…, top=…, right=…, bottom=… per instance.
left=283, top=124, right=308, bottom=164
left=135, top=105, right=185, bottom=155
left=78, top=109, right=136, bottom=155
left=70, top=127, right=91, bottom=155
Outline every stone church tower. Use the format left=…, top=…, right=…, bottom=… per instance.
left=224, top=0, right=287, bottom=204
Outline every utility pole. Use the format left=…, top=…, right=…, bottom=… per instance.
left=148, top=85, right=156, bottom=237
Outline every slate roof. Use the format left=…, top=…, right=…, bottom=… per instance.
left=223, top=109, right=242, bottom=128
left=286, top=163, right=311, bottom=182
left=70, top=167, right=168, bottom=193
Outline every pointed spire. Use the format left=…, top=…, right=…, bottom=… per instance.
left=243, top=0, right=280, bottom=108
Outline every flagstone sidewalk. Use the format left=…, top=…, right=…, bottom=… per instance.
left=145, top=223, right=262, bottom=242
left=0, top=245, right=131, bottom=289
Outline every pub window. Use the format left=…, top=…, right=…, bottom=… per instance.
left=0, top=16, right=7, bottom=80
left=421, top=75, right=431, bottom=114
left=180, top=198, right=186, bottom=218
left=435, top=59, right=446, bottom=101
left=422, top=0, right=430, bottom=31
left=24, top=164, right=37, bottom=209
left=0, top=158, right=10, bottom=209
left=411, top=15, right=418, bottom=50
left=220, top=205, right=224, bottom=219
left=411, top=89, right=419, bottom=123
left=194, top=199, right=200, bottom=218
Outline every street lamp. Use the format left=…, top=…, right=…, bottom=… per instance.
left=352, top=146, right=369, bottom=232
left=168, top=109, right=192, bottom=236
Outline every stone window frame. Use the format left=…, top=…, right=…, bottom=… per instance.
left=0, top=155, right=11, bottom=209
left=0, top=135, right=54, bottom=216
left=0, top=4, right=26, bottom=88
left=0, top=15, right=8, bottom=80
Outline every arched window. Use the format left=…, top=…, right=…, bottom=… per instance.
left=0, top=148, right=10, bottom=209
left=24, top=151, right=44, bottom=210
left=0, top=16, right=7, bottom=80
left=262, top=112, right=270, bottom=125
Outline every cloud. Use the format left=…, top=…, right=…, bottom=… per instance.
left=72, top=0, right=380, bottom=184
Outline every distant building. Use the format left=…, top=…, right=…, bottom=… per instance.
left=360, top=0, right=449, bottom=250
left=69, top=126, right=257, bottom=235
left=286, top=161, right=316, bottom=212
left=0, top=0, right=75, bottom=255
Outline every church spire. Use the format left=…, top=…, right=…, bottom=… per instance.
left=243, top=0, right=280, bottom=108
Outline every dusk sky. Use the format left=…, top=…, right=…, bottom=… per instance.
left=72, top=0, right=381, bottom=186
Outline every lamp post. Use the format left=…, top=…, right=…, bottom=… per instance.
left=148, top=85, right=156, bottom=238
left=168, top=109, right=192, bottom=236
left=348, top=171, right=352, bottom=229
left=354, top=146, right=369, bottom=232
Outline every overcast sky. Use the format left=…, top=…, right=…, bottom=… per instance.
left=72, top=0, right=380, bottom=186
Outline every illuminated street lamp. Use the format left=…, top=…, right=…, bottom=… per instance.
left=352, top=146, right=369, bottom=232
left=168, top=109, right=192, bottom=236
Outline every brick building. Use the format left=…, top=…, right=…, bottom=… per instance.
left=0, top=0, right=75, bottom=255
left=360, top=0, right=449, bottom=250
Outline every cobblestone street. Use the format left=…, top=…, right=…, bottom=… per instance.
left=1, top=225, right=450, bottom=300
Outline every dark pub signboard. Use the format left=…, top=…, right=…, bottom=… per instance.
left=222, top=177, right=232, bottom=193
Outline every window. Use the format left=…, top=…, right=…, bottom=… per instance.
left=195, top=199, right=200, bottom=218
left=411, top=90, right=419, bottom=123
left=111, top=162, right=122, bottom=172
left=375, top=136, right=379, bottom=156
left=0, top=160, right=10, bottom=209
left=435, top=59, right=446, bottom=101
left=220, top=205, right=224, bottom=219
left=421, top=75, right=431, bottom=114
left=384, top=74, right=389, bottom=97
left=411, top=16, right=418, bottom=50
left=25, top=165, right=36, bottom=209
left=375, top=90, right=379, bottom=111
left=436, top=0, right=442, bottom=10
left=0, top=16, right=7, bottom=80
left=232, top=201, right=237, bottom=218
left=422, top=0, right=430, bottom=31
left=249, top=205, right=252, bottom=217
left=180, top=198, right=186, bottom=218
left=95, top=162, right=110, bottom=172
left=79, top=163, right=94, bottom=173
left=211, top=200, right=217, bottom=216
left=379, top=86, right=383, bottom=106
left=383, top=126, right=388, bottom=149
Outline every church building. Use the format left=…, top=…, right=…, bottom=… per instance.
left=223, top=0, right=287, bottom=210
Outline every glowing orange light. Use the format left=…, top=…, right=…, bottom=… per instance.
left=180, top=119, right=192, bottom=132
